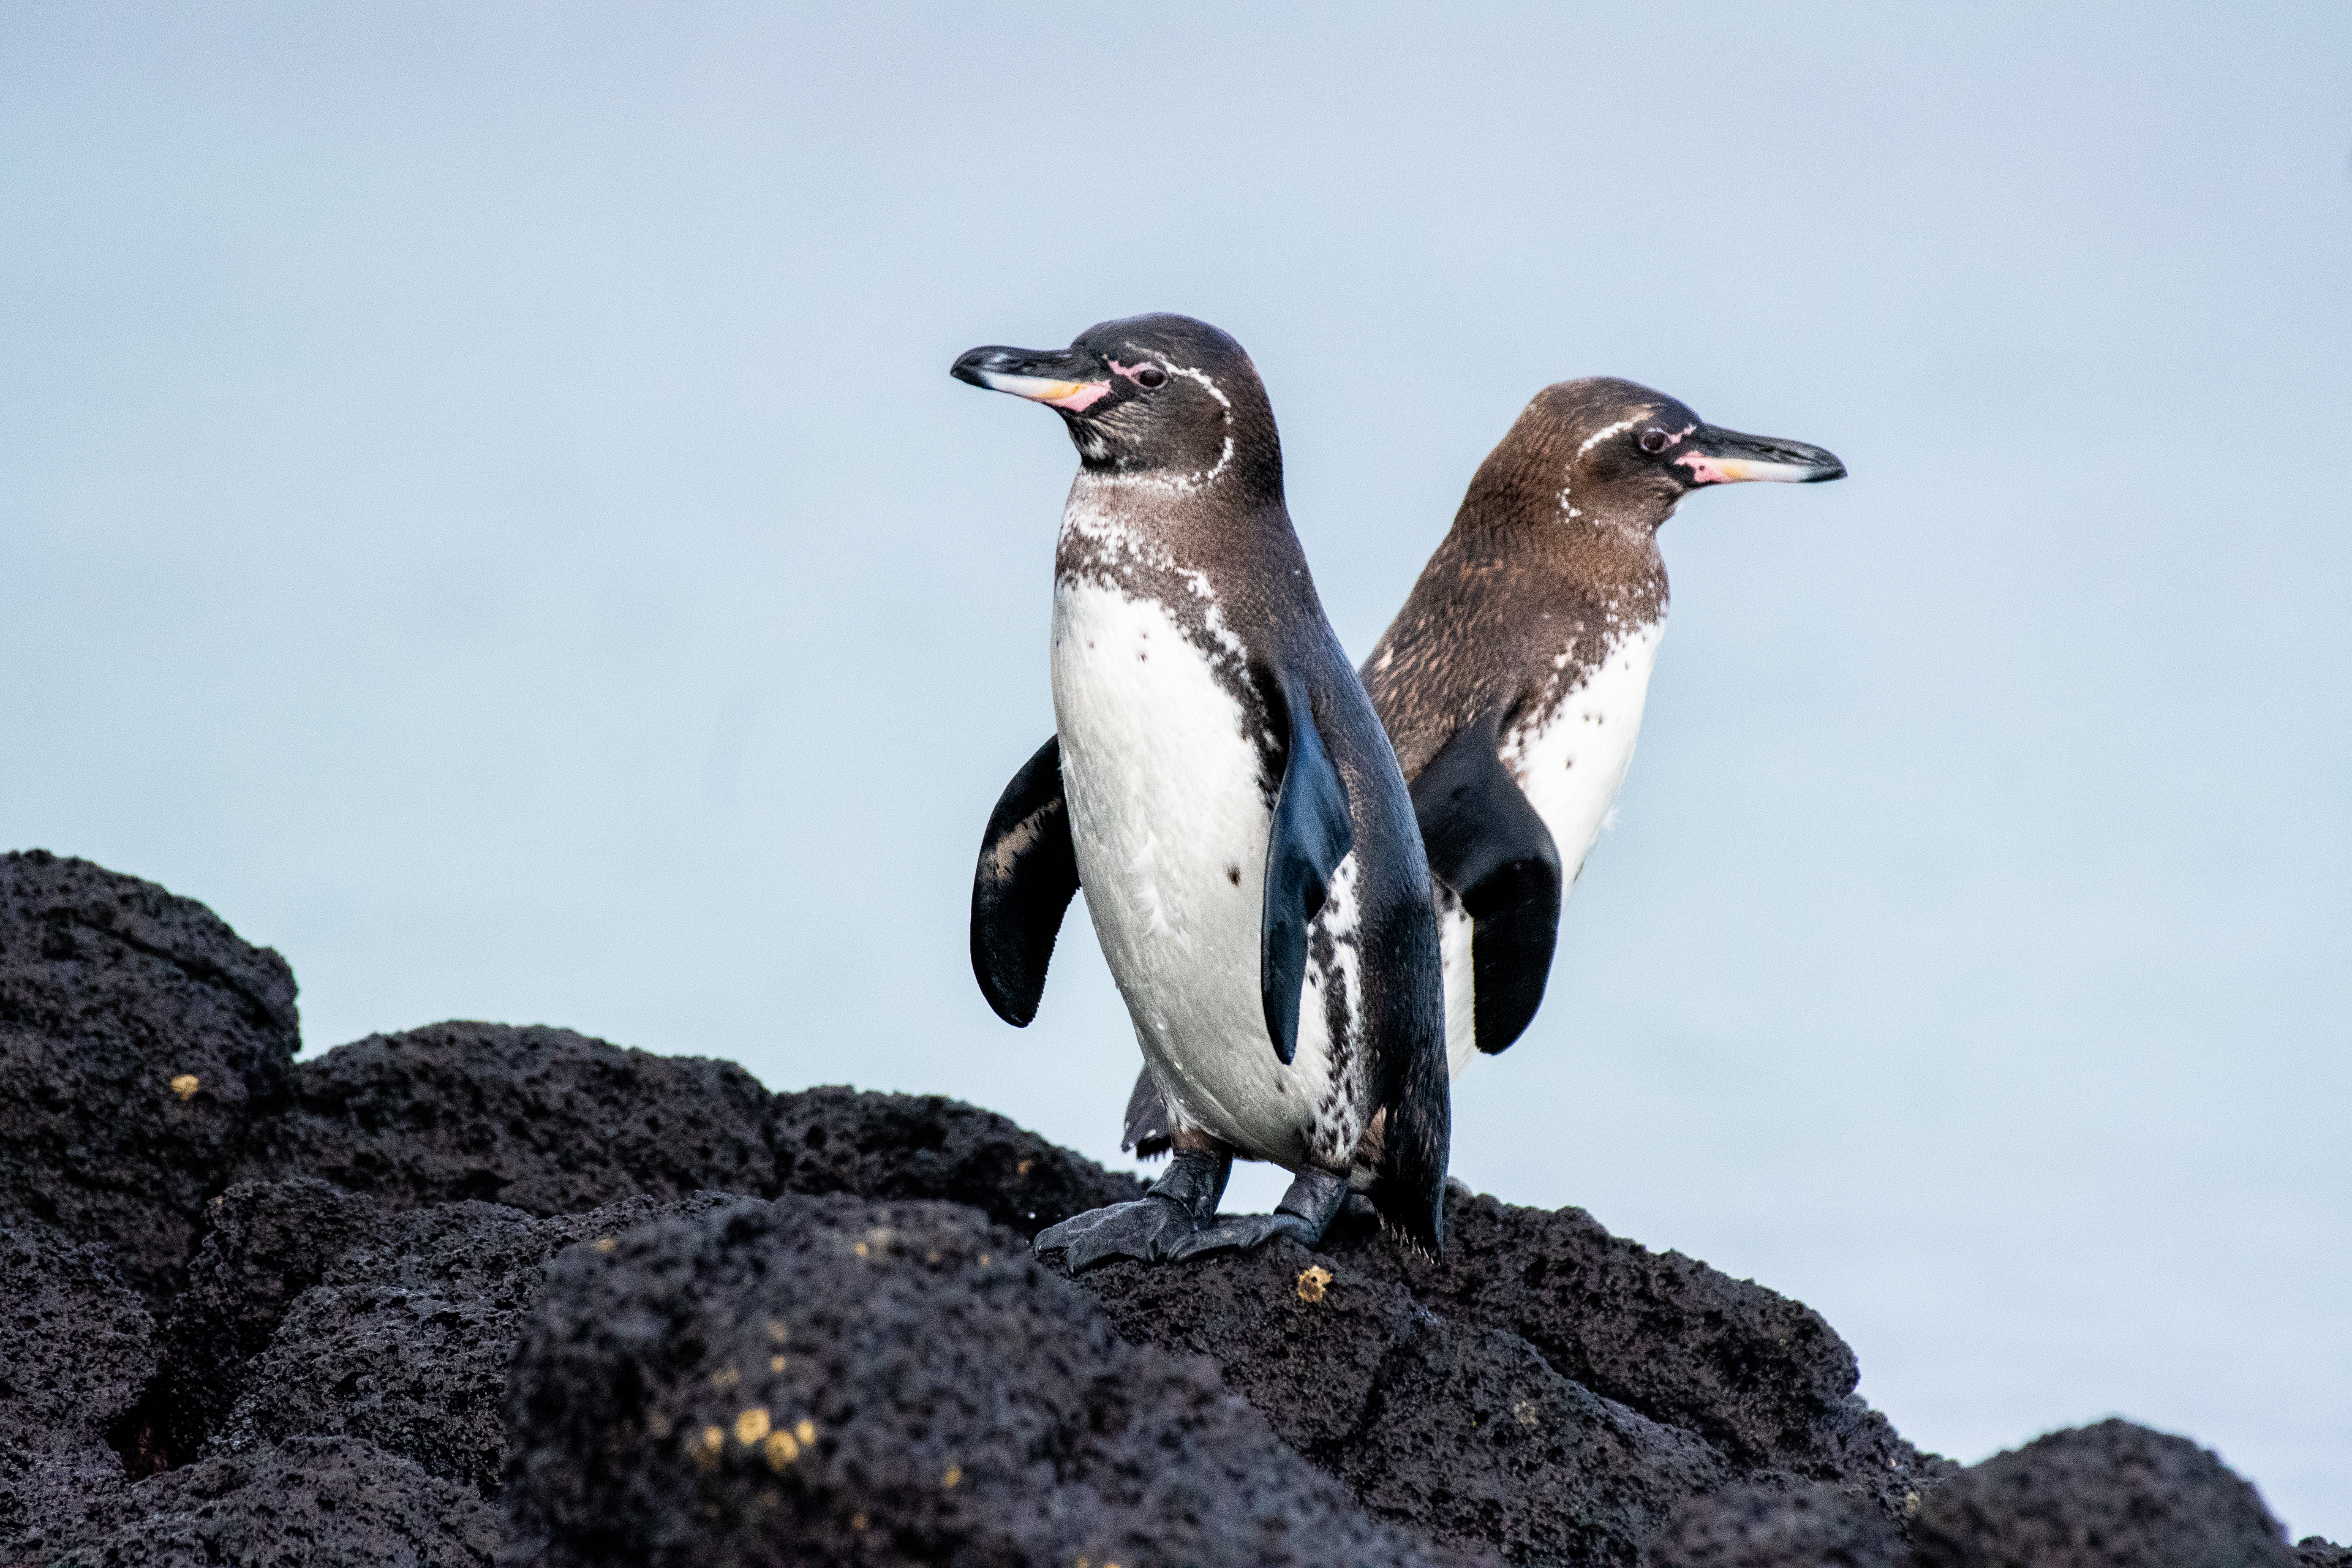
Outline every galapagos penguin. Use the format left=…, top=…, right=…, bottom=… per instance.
left=1121, top=377, right=1844, bottom=1157
left=954, top=313, right=1450, bottom=1270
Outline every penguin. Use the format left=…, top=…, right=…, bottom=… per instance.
left=1120, top=377, right=1844, bottom=1157
left=954, top=313, right=1451, bottom=1271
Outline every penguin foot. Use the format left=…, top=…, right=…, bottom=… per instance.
left=1165, top=1209, right=1321, bottom=1260
left=1164, top=1165, right=1350, bottom=1263
left=1033, top=1196, right=1197, bottom=1272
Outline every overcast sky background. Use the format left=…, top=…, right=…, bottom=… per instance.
left=4, top=1, right=2347, bottom=1541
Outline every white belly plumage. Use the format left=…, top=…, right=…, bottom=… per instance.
left=1051, top=574, right=1367, bottom=1170
left=1439, top=617, right=1664, bottom=1078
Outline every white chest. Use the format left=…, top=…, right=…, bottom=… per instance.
left=1048, top=572, right=1367, bottom=1168
left=1500, top=618, right=1665, bottom=883
left=1437, top=619, right=1664, bottom=1081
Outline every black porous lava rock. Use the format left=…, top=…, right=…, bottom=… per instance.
left=45, top=1435, right=499, bottom=1568
left=0, top=1219, right=156, bottom=1561
left=133, top=1178, right=388, bottom=1468
left=1321, top=1191, right=1940, bottom=1502
left=501, top=1193, right=1484, bottom=1568
left=767, top=1084, right=1146, bottom=1236
left=1642, top=1480, right=1906, bottom=1567
left=1075, top=1235, right=1729, bottom=1567
left=150, top=1179, right=741, bottom=1495
left=6, top=855, right=2329, bottom=1568
left=237, top=1021, right=777, bottom=1216
left=1908, top=1418, right=2296, bottom=1568
left=0, top=852, right=299, bottom=1302
left=237, top=1024, right=1144, bottom=1240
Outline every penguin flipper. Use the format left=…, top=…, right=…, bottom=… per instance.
left=971, top=735, right=1081, bottom=1027
left=1260, top=675, right=1355, bottom=1066
left=1410, top=715, right=1563, bottom=1055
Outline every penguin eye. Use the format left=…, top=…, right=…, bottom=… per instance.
left=1134, top=365, right=1168, bottom=389
left=1639, top=428, right=1670, bottom=455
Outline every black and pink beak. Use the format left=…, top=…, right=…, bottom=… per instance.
left=951, top=344, right=1114, bottom=413
left=1675, top=426, right=1846, bottom=486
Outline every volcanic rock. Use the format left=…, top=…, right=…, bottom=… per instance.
left=240, top=1022, right=1144, bottom=1238
left=148, top=1178, right=740, bottom=1494
left=766, top=1083, right=1146, bottom=1236
left=1909, top=1418, right=2297, bottom=1568
left=6, top=852, right=2335, bottom=1568
left=0, top=852, right=299, bottom=1303
left=1318, top=1192, right=1945, bottom=1512
left=1075, top=1230, right=1729, bottom=1567
left=501, top=1192, right=1484, bottom=1568
left=44, top=1435, right=498, bottom=1568
left=0, top=1218, right=157, bottom=1562
left=1642, top=1479, right=1906, bottom=1568
left=236, top=1021, right=778, bottom=1215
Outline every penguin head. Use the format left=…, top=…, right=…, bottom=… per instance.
left=951, top=314, right=1281, bottom=497
left=1514, top=377, right=1845, bottom=533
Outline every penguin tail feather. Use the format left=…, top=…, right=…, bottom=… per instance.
left=1368, top=1010, right=1450, bottom=1257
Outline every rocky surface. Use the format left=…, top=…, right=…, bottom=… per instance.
left=1078, top=1228, right=1731, bottom=1566
left=503, top=1193, right=1480, bottom=1568
left=167, top=1181, right=738, bottom=1496
left=44, top=1436, right=499, bottom=1568
left=238, top=1021, right=1143, bottom=1236
left=1907, top=1419, right=2298, bottom=1568
left=1644, top=1481, right=1906, bottom=1568
left=0, top=851, right=2336, bottom=1568
left=0, top=851, right=299, bottom=1304
left=0, top=1219, right=157, bottom=1561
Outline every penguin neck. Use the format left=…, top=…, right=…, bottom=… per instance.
left=1061, top=468, right=1305, bottom=584
left=1453, top=494, right=1670, bottom=632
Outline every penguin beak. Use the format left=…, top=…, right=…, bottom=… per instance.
left=1675, top=427, right=1846, bottom=486
left=950, top=345, right=1114, bottom=413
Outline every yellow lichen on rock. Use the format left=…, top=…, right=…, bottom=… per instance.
left=734, top=1407, right=770, bottom=1445
left=1296, top=1265, right=1333, bottom=1303
left=763, top=1429, right=801, bottom=1470
left=169, top=1074, right=199, bottom=1100
left=690, top=1425, right=725, bottom=1470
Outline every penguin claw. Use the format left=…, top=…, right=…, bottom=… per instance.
left=1033, top=1198, right=1196, bottom=1273
left=1164, top=1211, right=1320, bottom=1262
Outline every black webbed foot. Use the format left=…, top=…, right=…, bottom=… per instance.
left=1165, top=1165, right=1350, bottom=1263
left=1034, top=1196, right=1197, bottom=1272
left=1166, top=1209, right=1321, bottom=1259
left=1034, top=1143, right=1232, bottom=1273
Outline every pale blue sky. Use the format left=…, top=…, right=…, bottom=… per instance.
left=4, top=3, right=2347, bottom=1541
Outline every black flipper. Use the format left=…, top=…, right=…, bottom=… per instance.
left=970, top=736, right=1081, bottom=1028
left=1122, top=1066, right=1173, bottom=1159
left=1260, top=673, right=1354, bottom=1066
left=1410, top=713, right=1563, bottom=1055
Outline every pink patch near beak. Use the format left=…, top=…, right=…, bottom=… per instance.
left=1675, top=452, right=1737, bottom=485
left=1043, top=381, right=1113, bottom=412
